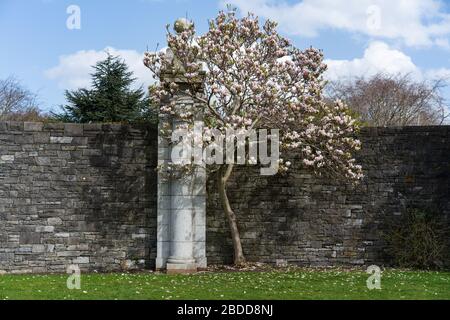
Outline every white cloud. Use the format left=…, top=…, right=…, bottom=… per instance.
left=435, top=37, right=450, bottom=50
left=224, top=0, right=450, bottom=47
left=324, top=41, right=450, bottom=123
left=45, top=47, right=154, bottom=90
left=425, top=67, right=450, bottom=81
left=325, top=41, right=421, bottom=81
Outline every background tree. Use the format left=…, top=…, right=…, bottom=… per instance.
left=55, top=53, right=153, bottom=123
left=145, top=11, right=363, bottom=265
left=0, top=107, right=48, bottom=122
left=327, top=73, right=449, bottom=126
left=0, top=76, right=45, bottom=120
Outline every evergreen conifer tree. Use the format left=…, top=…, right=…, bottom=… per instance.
left=55, top=53, right=153, bottom=123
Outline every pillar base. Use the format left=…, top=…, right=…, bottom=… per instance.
left=166, top=263, right=197, bottom=274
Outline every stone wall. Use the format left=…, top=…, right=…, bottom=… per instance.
left=0, top=122, right=157, bottom=273
left=206, top=126, right=450, bottom=267
left=1, top=122, right=449, bottom=273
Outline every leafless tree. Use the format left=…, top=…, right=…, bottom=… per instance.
left=0, top=107, right=48, bottom=122
left=0, top=76, right=40, bottom=120
left=326, top=73, right=449, bottom=126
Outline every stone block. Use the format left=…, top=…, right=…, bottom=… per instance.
left=166, top=263, right=197, bottom=274
left=73, top=257, right=89, bottom=264
left=19, top=232, right=40, bottom=244
left=35, top=157, right=52, bottom=166
left=47, top=218, right=63, bottom=226
left=50, top=136, right=73, bottom=144
left=32, top=245, right=45, bottom=253
left=64, top=124, right=83, bottom=136
left=24, top=122, right=43, bottom=132
left=0, top=155, right=14, bottom=162
left=35, top=226, right=54, bottom=233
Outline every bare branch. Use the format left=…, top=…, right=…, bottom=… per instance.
left=326, top=73, right=449, bottom=126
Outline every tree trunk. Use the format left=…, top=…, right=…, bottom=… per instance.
left=217, top=165, right=246, bottom=266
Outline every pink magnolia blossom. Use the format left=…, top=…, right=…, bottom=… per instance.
left=144, top=10, right=363, bottom=181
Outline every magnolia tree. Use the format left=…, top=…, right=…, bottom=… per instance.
left=144, top=10, right=363, bottom=265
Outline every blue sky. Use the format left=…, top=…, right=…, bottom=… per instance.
left=1, top=0, right=450, bottom=113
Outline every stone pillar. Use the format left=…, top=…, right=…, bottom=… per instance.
left=156, top=112, right=171, bottom=270
left=156, top=73, right=207, bottom=273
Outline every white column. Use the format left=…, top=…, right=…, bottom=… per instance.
left=156, top=94, right=207, bottom=273
left=166, top=117, right=197, bottom=273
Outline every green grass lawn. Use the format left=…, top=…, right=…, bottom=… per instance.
left=0, top=269, right=449, bottom=300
